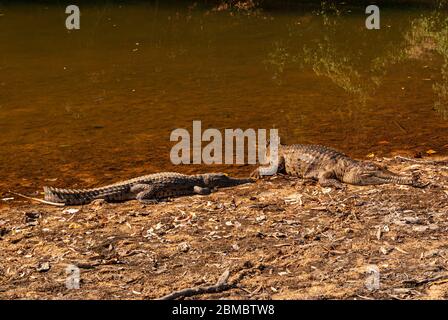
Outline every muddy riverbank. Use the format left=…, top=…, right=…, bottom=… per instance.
left=1, top=156, right=447, bottom=299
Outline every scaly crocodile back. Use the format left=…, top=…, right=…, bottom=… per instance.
left=44, top=172, right=193, bottom=205
left=279, top=144, right=356, bottom=176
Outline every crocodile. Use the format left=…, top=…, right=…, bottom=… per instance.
left=251, top=143, right=424, bottom=188
left=41, top=172, right=252, bottom=205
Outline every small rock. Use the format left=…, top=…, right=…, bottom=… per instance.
left=178, top=242, right=190, bottom=253
left=422, top=249, right=442, bottom=259
left=0, top=227, right=9, bottom=237
left=37, top=262, right=51, bottom=272
left=90, top=199, right=106, bottom=209
left=24, top=211, right=41, bottom=223
left=402, top=216, right=420, bottom=224
left=256, top=215, right=266, bottom=222
left=321, top=187, right=332, bottom=194
left=412, top=225, right=428, bottom=232
left=63, top=208, right=79, bottom=214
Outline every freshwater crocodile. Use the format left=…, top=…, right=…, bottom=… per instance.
left=251, top=143, right=424, bottom=188
left=41, top=172, right=252, bottom=205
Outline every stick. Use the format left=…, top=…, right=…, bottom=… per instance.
left=393, top=120, right=407, bottom=133
left=394, top=156, right=448, bottom=166
left=403, top=274, right=448, bottom=287
left=8, top=191, right=65, bottom=207
left=157, top=269, right=232, bottom=300
left=402, top=274, right=448, bottom=287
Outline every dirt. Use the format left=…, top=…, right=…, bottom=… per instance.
left=0, top=157, right=448, bottom=300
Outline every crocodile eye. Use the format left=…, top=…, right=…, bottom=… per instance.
left=361, top=172, right=374, bottom=177
left=364, top=163, right=378, bottom=171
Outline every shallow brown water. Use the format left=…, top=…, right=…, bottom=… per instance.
left=0, top=2, right=447, bottom=193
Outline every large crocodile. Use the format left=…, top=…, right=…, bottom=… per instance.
left=251, top=143, right=424, bottom=188
left=40, top=172, right=252, bottom=205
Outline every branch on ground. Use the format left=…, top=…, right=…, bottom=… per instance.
left=157, top=269, right=232, bottom=300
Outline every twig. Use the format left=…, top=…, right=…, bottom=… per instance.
left=394, top=156, right=448, bottom=166
left=157, top=269, right=232, bottom=300
left=393, top=120, right=407, bottom=133
left=394, top=247, right=409, bottom=254
left=403, top=274, right=448, bottom=287
left=8, top=191, right=65, bottom=207
left=356, top=295, right=374, bottom=300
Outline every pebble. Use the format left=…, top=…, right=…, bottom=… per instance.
left=36, top=262, right=51, bottom=272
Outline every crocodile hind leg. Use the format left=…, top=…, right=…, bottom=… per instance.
left=131, top=184, right=159, bottom=204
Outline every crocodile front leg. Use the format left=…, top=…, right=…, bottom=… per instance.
left=250, top=168, right=262, bottom=179
left=193, top=186, right=211, bottom=195
left=317, top=171, right=345, bottom=189
left=251, top=158, right=285, bottom=179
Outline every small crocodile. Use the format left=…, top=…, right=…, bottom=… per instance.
left=37, top=172, right=252, bottom=205
left=252, top=143, right=424, bottom=188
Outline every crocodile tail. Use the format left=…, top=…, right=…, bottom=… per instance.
left=44, top=186, right=92, bottom=205
left=44, top=186, right=64, bottom=203
left=44, top=186, right=107, bottom=205
left=231, top=177, right=254, bottom=185
left=44, top=185, right=130, bottom=205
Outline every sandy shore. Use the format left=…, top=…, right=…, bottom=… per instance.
left=0, top=156, right=447, bottom=300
